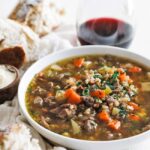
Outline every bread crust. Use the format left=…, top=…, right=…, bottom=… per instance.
left=0, top=46, right=25, bottom=68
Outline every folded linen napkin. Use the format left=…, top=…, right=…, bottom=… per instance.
left=0, top=25, right=77, bottom=150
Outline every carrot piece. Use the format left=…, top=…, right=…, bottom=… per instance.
left=108, top=120, right=121, bottom=130
left=97, top=111, right=111, bottom=122
left=128, top=102, right=140, bottom=111
left=65, top=89, right=81, bottom=104
left=74, top=58, right=84, bottom=68
left=128, top=66, right=142, bottom=73
left=119, top=73, right=127, bottom=82
left=65, top=88, right=73, bottom=98
left=91, top=90, right=106, bottom=99
left=128, top=78, right=133, bottom=84
left=47, top=92, right=53, bottom=97
left=128, top=114, right=140, bottom=121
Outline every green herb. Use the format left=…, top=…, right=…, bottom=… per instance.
left=112, top=71, right=119, bottom=80
left=91, top=84, right=99, bottom=90
left=95, top=98, right=102, bottom=103
left=93, top=74, right=102, bottom=79
left=82, top=88, right=90, bottom=96
left=105, top=81, right=115, bottom=90
left=99, top=63, right=105, bottom=67
left=113, top=94, right=119, bottom=99
left=76, top=81, right=82, bottom=86
left=119, top=106, right=127, bottom=117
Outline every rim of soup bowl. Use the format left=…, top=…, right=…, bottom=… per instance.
left=18, top=45, right=150, bottom=148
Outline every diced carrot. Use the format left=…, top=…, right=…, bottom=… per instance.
left=47, top=92, right=53, bottom=97
left=119, top=73, right=127, bottom=82
left=128, top=66, right=142, bottom=73
left=128, top=114, right=140, bottom=121
left=91, top=90, right=106, bottom=99
left=108, top=120, right=121, bottom=130
left=74, top=58, right=84, bottom=68
left=97, top=111, right=111, bottom=122
left=65, top=88, right=73, bottom=98
left=128, top=78, right=133, bottom=84
left=128, top=102, right=140, bottom=111
left=65, top=88, right=81, bottom=104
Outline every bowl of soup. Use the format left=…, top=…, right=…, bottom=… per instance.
left=18, top=46, right=150, bottom=150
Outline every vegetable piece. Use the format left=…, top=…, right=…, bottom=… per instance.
left=119, top=106, right=127, bottom=117
left=82, top=88, right=90, bottom=96
left=137, top=109, right=147, bottom=118
left=128, top=66, right=142, bottom=73
left=117, top=68, right=124, bottom=73
left=97, top=111, right=111, bottom=122
left=111, top=71, right=119, bottom=80
left=141, top=82, right=150, bottom=92
left=108, top=120, right=121, bottom=130
left=65, top=89, right=81, bottom=104
left=93, top=74, right=102, bottom=79
left=62, top=132, right=70, bottom=137
left=74, top=74, right=82, bottom=80
left=91, top=90, right=106, bottom=99
left=47, top=92, right=53, bottom=97
left=112, top=107, right=120, bottom=116
left=128, top=78, right=133, bottom=84
left=119, top=73, right=127, bottom=82
left=128, top=114, right=140, bottom=121
left=51, top=64, right=62, bottom=71
left=74, top=58, right=84, bottom=68
left=105, top=86, right=112, bottom=95
left=55, top=90, right=66, bottom=101
left=71, top=120, right=81, bottom=134
left=128, top=102, right=140, bottom=111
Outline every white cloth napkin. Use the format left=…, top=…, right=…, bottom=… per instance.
left=0, top=24, right=77, bottom=150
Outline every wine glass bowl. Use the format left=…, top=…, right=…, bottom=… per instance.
left=76, top=0, right=135, bottom=48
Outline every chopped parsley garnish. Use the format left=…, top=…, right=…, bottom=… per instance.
left=82, top=88, right=90, bottom=96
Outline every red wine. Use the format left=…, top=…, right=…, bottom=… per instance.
left=77, top=18, right=134, bottom=48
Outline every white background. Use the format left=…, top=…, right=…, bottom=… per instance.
left=0, top=0, right=149, bottom=149
left=0, top=0, right=150, bottom=59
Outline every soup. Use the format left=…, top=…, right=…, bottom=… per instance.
left=26, top=55, right=150, bottom=141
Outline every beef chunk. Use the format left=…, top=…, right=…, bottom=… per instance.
left=44, top=96, right=65, bottom=109
left=32, top=86, right=47, bottom=96
left=81, top=96, right=95, bottom=107
left=84, top=119, right=97, bottom=133
left=50, top=104, right=77, bottom=119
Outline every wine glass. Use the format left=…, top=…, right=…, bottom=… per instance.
left=76, top=0, right=135, bottom=48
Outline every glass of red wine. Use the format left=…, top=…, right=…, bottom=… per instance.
left=76, top=0, right=135, bottom=48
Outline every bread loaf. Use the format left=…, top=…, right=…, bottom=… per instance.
left=10, top=0, right=65, bottom=36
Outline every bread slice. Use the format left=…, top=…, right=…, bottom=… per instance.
left=0, top=46, right=25, bottom=68
left=0, top=19, right=39, bottom=68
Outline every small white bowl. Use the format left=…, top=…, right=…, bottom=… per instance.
left=18, top=46, right=150, bottom=150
